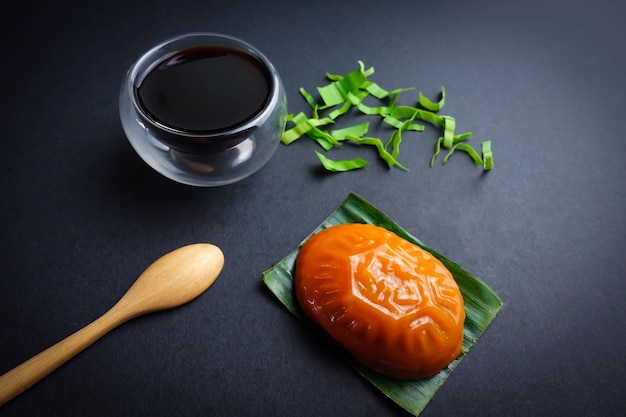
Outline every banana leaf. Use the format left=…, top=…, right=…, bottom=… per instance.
left=262, top=193, right=503, bottom=416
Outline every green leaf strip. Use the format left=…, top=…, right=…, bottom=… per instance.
left=390, top=105, right=444, bottom=127
left=345, top=135, right=408, bottom=171
left=314, top=150, right=369, bottom=172
left=482, top=140, right=493, bottom=170
left=453, top=132, right=473, bottom=143
left=387, top=87, right=414, bottom=107
left=362, top=81, right=390, bottom=99
left=330, top=122, right=370, bottom=141
left=316, top=62, right=371, bottom=107
left=299, top=87, right=319, bottom=109
left=442, top=143, right=483, bottom=165
left=418, top=86, right=446, bottom=111
left=442, top=116, right=456, bottom=149
left=382, top=116, right=425, bottom=132
left=430, top=137, right=444, bottom=167
left=281, top=112, right=336, bottom=146
left=306, top=125, right=341, bottom=151
left=386, top=109, right=420, bottom=160
left=328, top=100, right=353, bottom=120
left=325, top=72, right=344, bottom=81
left=347, top=92, right=393, bottom=116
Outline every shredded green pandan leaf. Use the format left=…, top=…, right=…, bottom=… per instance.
left=388, top=105, right=443, bottom=127
left=345, top=135, right=408, bottom=171
left=441, top=116, right=456, bottom=149
left=325, top=72, right=344, bottom=81
left=387, top=110, right=420, bottom=162
left=454, top=132, right=473, bottom=142
left=362, top=80, right=391, bottom=99
left=347, top=91, right=392, bottom=116
left=382, top=114, right=426, bottom=131
left=328, top=101, right=353, bottom=120
left=363, top=81, right=415, bottom=100
left=482, top=140, right=493, bottom=170
left=315, top=151, right=369, bottom=172
left=443, top=143, right=483, bottom=165
left=307, top=126, right=340, bottom=151
left=316, top=61, right=374, bottom=107
left=431, top=132, right=478, bottom=166
left=299, top=87, right=318, bottom=109
left=418, top=86, right=446, bottom=111
left=330, top=122, right=370, bottom=141
left=281, top=112, right=335, bottom=146
left=281, top=61, right=493, bottom=172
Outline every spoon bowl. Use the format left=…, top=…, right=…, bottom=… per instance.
left=0, top=243, right=224, bottom=406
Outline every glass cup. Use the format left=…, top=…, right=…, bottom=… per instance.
left=119, top=33, right=287, bottom=187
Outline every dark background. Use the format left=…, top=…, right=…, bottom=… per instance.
left=1, top=0, right=625, bottom=416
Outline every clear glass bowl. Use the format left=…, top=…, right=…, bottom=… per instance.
left=119, top=33, right=287, bottom=187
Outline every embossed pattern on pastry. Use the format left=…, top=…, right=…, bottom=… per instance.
left=295, top=223, right=466, bottom=379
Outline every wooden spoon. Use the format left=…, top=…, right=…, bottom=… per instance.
left=0, top=243, right=224, bottom=406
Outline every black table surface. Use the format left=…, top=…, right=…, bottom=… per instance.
left=1, top=0, right=625, bottom=416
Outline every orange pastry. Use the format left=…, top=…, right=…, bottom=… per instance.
left=294, top=223, right=465, bottom=379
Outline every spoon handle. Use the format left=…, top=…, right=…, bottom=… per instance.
left=0, top=304, right=130, bottom=406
